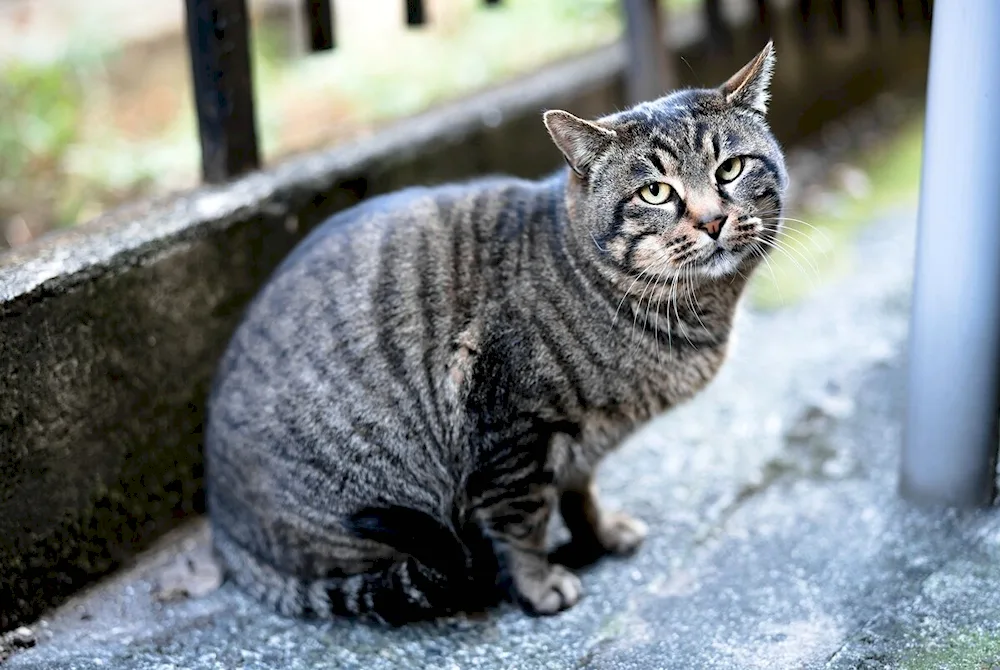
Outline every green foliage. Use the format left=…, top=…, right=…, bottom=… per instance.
left=0, top=0, right=720, bottom=235
left=751, top=118, right=925, bottom=310
left=0, top=59, right=83, bottom=194
left=900, top=630, right=1000, bottom=670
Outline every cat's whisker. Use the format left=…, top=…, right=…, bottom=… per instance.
left=762, top=225, right=831, bottom=257
left=631, top=270, right=659, bottom=347
left=754, top=245, right=784, bottom=305
left=589, top=231, right=606, bottom=252
left=767, top=234, right=821, bottom=276
left=756, top=235, right=811, bottom=276
left=769, top=228, right=824, bottom=267
left=631, top=251, right=677, bottom=349
left=753, top=225, right=819, bottom=275
left=769, top=224, right=829, bottom=252
left=684, top=265, right=709, bottom=335
left=669, top=268, right=695, bottom=349
left=648, top=267, right=662, bottom=364
left=611, top=265, right=654, bottom=336
left=610, top=247, right=673, bottom=337
left=757, top=214, right=833, bottom=246
left=755, top=236, right=819, bottom=285
left=642, top=259, right=671, bottom=357
left=654, top=260, right=674, bottom=361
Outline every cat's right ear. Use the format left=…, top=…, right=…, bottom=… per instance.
left=543, top=110, right=617, bottom=177
left=720, top=41, right=775, bottom=115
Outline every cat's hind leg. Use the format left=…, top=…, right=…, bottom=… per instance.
left=559, top=479, right=647, bottom=555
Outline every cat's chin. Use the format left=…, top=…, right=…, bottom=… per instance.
left=696, top=249, right=743, bottom=280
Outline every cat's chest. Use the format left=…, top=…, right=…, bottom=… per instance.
left=551, top=344, right=728, bottom=474
left=603, top=341, right=729, bottom=416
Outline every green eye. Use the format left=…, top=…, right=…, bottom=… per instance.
left=716, top=156, right=745, bottom=183
left=638, top=182, right=673, bottom=205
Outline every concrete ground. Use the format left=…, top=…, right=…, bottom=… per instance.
left=5, top=206, right=1000, bottom=669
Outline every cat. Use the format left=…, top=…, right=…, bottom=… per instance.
left=205, top=42, right=787, bottom=624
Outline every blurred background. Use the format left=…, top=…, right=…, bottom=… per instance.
left=0, top=0, right=927, bottom=312
left=0, top=0, right=649, bottom=243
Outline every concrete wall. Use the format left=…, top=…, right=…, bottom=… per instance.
left=0, top=4, right=930, bottom=631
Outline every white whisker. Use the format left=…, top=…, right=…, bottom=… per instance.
left=755, top=236, right=818, bottom=285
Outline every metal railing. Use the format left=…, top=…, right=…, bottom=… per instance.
left=184, top=0, right=504, bottom=183
left=184, top=0, right=935, bottom=183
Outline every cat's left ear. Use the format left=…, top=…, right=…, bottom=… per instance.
left=720, top=41, right=775, bottom=115
left=543, top=110, right=617, bottom=177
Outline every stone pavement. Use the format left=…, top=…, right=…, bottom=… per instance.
left=6, top=206, right=1000, bottom=669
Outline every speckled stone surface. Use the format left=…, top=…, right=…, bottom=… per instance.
left=6, top=207, right=998, bottom=669
left=0, top=9, right=935, bottom=631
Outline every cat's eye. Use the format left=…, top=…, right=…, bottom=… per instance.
left=716, top=156, right=745, bottom=183
left=638, top=182, right=673, bottom=205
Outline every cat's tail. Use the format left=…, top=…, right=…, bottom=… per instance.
left=212, top=505, right=498, bottom=625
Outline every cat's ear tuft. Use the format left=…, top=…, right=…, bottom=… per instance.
left=543, top=110, right=617, bottom=177
left=720, top=41, right=775, bottom=115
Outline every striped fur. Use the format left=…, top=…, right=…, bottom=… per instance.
left=206, top=43, right=788, bottom=623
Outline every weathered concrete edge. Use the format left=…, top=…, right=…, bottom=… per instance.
left=0, top=4, right=741, bottom=307
left=0, top=43, right=625, bottom=307
left=0, top=0, right=930, bottom=308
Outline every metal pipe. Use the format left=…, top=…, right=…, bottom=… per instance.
left=901, top=0, right=1000, bottom=508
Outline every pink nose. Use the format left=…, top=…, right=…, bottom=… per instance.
left=697, top=215, right=727, bottom=240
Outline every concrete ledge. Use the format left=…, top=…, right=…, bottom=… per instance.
left=0, top=5, right=930, bottom=631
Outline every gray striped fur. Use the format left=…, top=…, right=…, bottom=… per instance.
left=206, top=43, right=787, bottom=623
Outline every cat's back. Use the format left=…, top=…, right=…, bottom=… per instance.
left=205, top=174, right=545, bottom=532
left=207, top=174, right=540, bottom=461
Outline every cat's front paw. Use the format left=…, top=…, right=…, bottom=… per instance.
left=597, top=512, right=648, bottom=555
left=516, top=564, right=583, bottom=615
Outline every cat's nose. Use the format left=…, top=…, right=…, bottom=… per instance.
left=696, top=214, right=727, bottom=240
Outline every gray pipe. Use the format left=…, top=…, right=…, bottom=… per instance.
left=900, top=0, right=1000, bottom=507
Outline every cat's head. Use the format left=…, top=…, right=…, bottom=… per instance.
left=544, top=42, right=787, bottom=282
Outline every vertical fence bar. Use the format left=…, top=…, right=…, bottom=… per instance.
left=894, top=0, right=908, bottom=30
left=184, top=0, right=260, bottom=183
left=831, top=0, right=846, bottom=34
left=406, top=0, right=426, bottom=25
left=753, top=0, right=772, bottom=42
left=756, top=0, right=770, bottom=28
left=865, top=0, right=879, bottom=35
left=704, top=0, right=733, bottom=51
left=901, top=0, right=1000, bottom=508
left=920, top=0, right=932, bottom=20
left=304, top=0, right=334, bottom=51
left=621, top=0, right=673, bottom=105
left=797, top=0, right=813, bottom=40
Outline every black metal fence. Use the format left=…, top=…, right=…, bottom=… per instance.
left=184, top=0, right=933, bottom=184
left=185, top=0, right=505, bottom=183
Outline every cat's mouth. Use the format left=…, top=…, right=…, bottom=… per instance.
left=696, top=244, right=740, bottom=278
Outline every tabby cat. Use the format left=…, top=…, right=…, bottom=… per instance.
left=206, top=42, right=787, bottom=624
